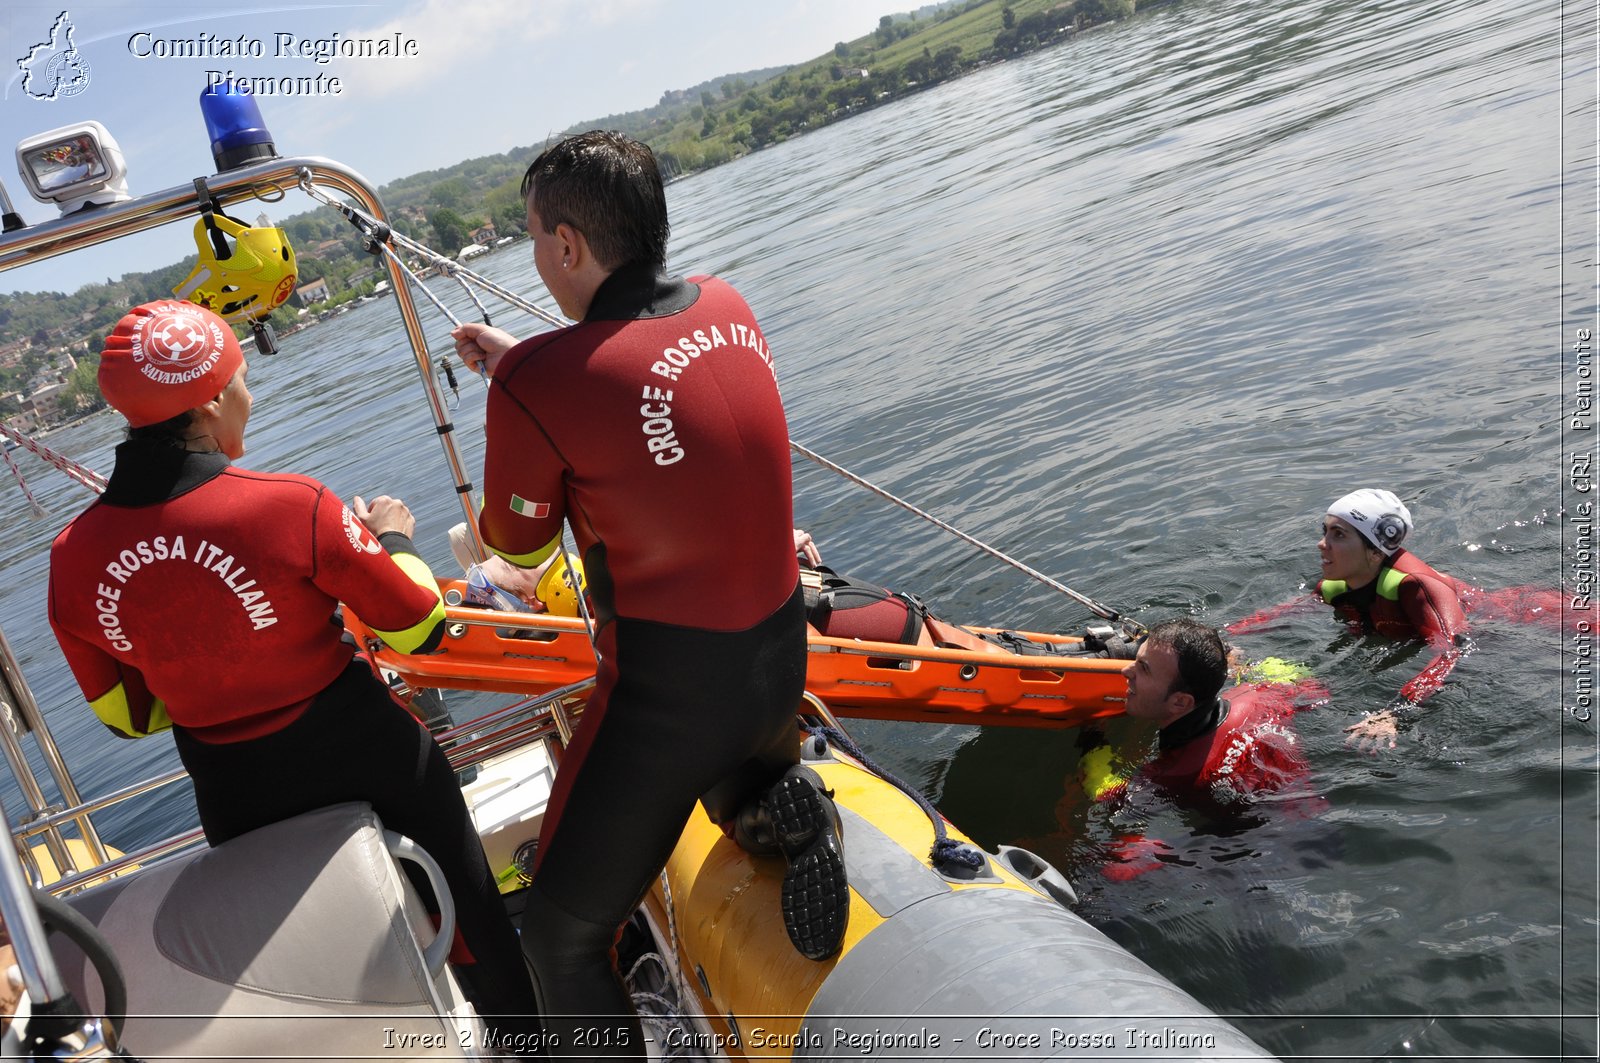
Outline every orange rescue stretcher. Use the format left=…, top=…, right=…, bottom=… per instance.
left=344, top=578, right=1130, bottom=730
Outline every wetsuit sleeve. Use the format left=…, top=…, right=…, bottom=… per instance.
left=47, top=587, right=170, bottom=739
left=1225, top=592, right=1322, bottom=635
left=1396, top=577, right=1469, bottom=704
left=479, top=373, right=566, bottom=567
left=309, top=487, right=445, bottom=655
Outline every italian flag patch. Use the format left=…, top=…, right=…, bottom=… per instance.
left=509, top=495, right=551, bottom=519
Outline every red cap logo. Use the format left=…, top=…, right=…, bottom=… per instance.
left=143, top=310, right=217, bottom=370
left=99, top=301, right=243, bottom=428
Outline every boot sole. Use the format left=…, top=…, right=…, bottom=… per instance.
left=769, top=769, right=849, bottom=961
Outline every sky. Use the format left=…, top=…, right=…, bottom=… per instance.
left=0, top=0, right=879, bottom=295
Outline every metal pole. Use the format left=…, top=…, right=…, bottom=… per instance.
left=0, top=792, right=71, bottom=1005
left=0, top=628, right=103, bottom=876
left=0, top=155, right=485, bottom=541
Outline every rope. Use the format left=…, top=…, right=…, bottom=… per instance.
left=3, top=446, right=47, bottom=518
left=296, top=176, right=564, bottom=329
left=803, top=722, right=985, bottom=874
left=294, top=174, right=470, bottom=334
left=438, top=261, right=493, bottom=326
left=0, top=422, right=107, bottom=494
left=624, top=951, right=696, bottom=1060
left=297, top=174, right=1130, bottom=626
left=303, top=174, right=604, bottom=651
left=789, top=440, right=1130, bottom=626
left=370, top=234, right=467, bottom=328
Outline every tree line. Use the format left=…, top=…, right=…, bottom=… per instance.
left=648, top=0, right=1137, bottom=175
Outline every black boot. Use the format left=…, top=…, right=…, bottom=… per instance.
left=763, top=765, right=849, bottom=960
left=733, top=798, right=779, bottom=855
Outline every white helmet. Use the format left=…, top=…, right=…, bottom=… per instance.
left=1327, top=488, right=1412, bottom=555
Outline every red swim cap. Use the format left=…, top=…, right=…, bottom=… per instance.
left=99, top=301, right=242, bottom=427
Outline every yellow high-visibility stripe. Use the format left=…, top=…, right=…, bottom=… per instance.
left=390, top=550, right=442, bottom=597
left=1322, top=567, right=1408, bottom=603
left=371, top=552, right=447, bottom=654
left=89, top=683, right=171, bottom=738
left=485, top=531, right=561, bottom=570
left=1375, top=566, right=1407, bottom=601
left=1078, top=744, right=1128, bottom=801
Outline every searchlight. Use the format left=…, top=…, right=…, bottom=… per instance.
left=15, top=121, right=131, bottom=215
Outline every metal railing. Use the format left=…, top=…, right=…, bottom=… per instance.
left=5, top=677, right=587, bottom=894
left=0, top=153, right=480, bottom=536
left=0, top=626, right=111, bottom=883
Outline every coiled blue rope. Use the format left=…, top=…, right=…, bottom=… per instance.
left=802, top=722, right=986, bottom=874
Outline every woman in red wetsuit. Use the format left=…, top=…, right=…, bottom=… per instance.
left=1229, top=488, right=1566, bottom=750
left=46, top=300, right=538, bottom=1043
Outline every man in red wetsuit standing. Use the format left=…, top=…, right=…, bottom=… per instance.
left=452, top=130, right=847, bottom=1059
left=1078, top=618, right=1324, bottom=879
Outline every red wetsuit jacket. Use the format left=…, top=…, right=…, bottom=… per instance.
left=48, top=443, right=445, bottom=742
left=1228, top=549, right=1472, bottom=703
left=1316, top=548, right=1469, bottom=702
left=1089, top=680, right=1325, bottom=880
left=1142, top=680, right=1322, bottom=804
left=479, top=265, right=798, bottom=631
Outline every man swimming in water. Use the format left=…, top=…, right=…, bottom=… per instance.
left=1076, top=618, right=1325, bottom=878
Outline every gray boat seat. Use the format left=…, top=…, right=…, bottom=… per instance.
left=54, top=802, right=487, bottom=1061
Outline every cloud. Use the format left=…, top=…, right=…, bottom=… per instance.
left=330, top=0, right=659, bottom=100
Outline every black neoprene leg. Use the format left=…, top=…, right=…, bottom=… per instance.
left=521, top=588, right=806, bottom=1060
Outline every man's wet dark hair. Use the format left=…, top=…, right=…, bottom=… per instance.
left=1145, top=617, right=1227, bottom=709
left=521, top=130, right=669, bottom=273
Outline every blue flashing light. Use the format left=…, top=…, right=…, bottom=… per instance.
left=199, top=81, right=277, bottom=171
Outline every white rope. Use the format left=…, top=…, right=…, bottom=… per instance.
left=0, top=422, right=106, bottom=494
left=296, top=176, right=564, bottom=328
left=787, top=440, right=1125, bottom=622
left=3, top=445, right=47, bottom=518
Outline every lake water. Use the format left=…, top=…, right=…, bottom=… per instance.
left=1, top=0, right=1593, bottom=1058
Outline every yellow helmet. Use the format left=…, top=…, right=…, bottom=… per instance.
left=173, top=212, right=297, bottom=324
left=535, top=553, right=587, bottom=617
